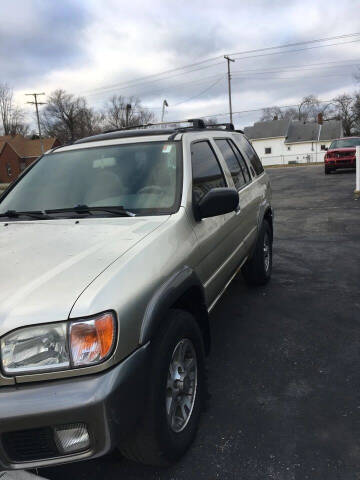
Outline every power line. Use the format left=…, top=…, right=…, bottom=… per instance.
left=199, top=99, right=334, bottom=119
left=172, top=77, right=225, bottom=107
left=134, top=59, right=360, bottom=105
left=81, top=33, right=360, bottom=96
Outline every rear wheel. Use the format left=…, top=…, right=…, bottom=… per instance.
left=242, top=220, right=272, bottom=286
left=120, top=309, right=205, bottom=466
left=325, top=167, right=332, bottom=174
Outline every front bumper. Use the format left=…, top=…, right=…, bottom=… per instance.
left=0, top=343, right=150, bottom=471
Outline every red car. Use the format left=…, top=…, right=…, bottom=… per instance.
left=324, top=137, right=360, bottom=174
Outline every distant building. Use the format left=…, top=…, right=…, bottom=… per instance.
left=244, top=119, right=343, bottom=166
left=0, top=134, right=59, bottom=183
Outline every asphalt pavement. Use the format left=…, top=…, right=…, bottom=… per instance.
left=42, top=165, right=360, bottom=480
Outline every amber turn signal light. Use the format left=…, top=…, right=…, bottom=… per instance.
left=70, top=312, right=116, bottom=367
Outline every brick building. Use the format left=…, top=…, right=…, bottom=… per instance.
left=0, top=135, right=59, bottom=183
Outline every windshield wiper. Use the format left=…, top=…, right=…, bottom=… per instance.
left=45, top=205, right=136, bottom=217
left=0, top=210, right=52, bottom=220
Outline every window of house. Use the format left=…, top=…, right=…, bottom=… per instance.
left=265, top=147, right=271, bottom=154
left=287, top=146, right=291, bottom=151
left=6, top=163, right=12, bottom=177
left=321, top=144, right=326, bottom=150
left=215, top=139, right=246, bottom=190
left=191, top=141, right=226, bottom=202
left=20, top=160, right=27, bottom=171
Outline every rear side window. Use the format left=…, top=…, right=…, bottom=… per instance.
left=228, top=139, right=251, bottom=183
left=191, top=141, right=226, bottom=202
left=238, top=136, right=264, bottom=176
left=215, top=139, right=246, bottom=190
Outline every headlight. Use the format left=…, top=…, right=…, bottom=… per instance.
left=1, top=312, right=116, bottom=376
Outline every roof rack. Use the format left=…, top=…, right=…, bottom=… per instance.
left=74, top=119, right=245, bottom=144
left=104, top=118, right=206, bottom=134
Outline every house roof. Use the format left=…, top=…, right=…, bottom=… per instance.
left=244, top=119, right=343, bottom=144
left=0, top=135, right=57, bottom=158
left=319, top=121, right=343, bottom=141
left=244, top=119, right=290, bottom=139
left=285, top=121, right=319, bottom=143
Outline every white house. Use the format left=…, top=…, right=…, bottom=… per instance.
left=243, top=119, right=343, bottom=166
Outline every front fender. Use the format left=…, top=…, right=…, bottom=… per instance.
left=139, top=266, right=206, bottom=344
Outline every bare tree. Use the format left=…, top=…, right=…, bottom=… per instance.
left=41, top=89, right=102, bottom=143
left=352, top=92, right=360, bottom=135
left=260, top=106, right=296, bottom=121
left=260, top=95, right=332, bottom=123
left=0, top=83, right=28, bottom=135
left=331, top=94, right=356, bottom=136
left=102, top=95, right=154, bottom=130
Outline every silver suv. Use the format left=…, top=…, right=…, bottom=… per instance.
left=0, top=119, right=273, bottom=470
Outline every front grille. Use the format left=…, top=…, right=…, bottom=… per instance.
left=2, top=427, right=59, bottom=462
left=337, top=151, right=354, bottom=158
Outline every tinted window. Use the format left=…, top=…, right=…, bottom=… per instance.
left=191, top=141, right=226, bottom=202
left=330, top=138, right=360, bottom=149
left=0, top=142, right=181, bottom=215
left=215, top=139, right=245, bottom=190
left=238, top=136, right=264, bottom=176
left=228, top=139, right=251, bottom=183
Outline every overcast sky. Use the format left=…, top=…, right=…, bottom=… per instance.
left=3, top=0, right=360, bottom=128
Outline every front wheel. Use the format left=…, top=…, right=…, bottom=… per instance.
left=242, top=220, right=272, bottom=286
left=120, top=310, right=206, bottom=466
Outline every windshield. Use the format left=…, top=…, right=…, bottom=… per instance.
left=329, top=138, right=360, bottom=149
left=0, top=141, right=181, bottom=216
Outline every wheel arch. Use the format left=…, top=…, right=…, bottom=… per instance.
left=263, top=206, right=274, bottom=242
left=139, top=267, right=211, bottom=355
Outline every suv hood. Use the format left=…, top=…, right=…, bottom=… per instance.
left=328, top=147, right=356, bottom=154
left=0, top=217, right=168, bottom=336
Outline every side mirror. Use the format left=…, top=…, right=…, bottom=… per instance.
left=196, top=187, right=239, bottom=220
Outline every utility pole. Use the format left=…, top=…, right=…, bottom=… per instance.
left=25, top=92, right=46, bottom=153
left=125, top=103, right=132, bottom=127
left=161, top=99, right=168, bottom=122
left=224, top=55, right=235, bottom=124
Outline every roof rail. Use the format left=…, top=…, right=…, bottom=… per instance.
left=104, top=118, right=206, bottom=134
left=73, top=119, right=245, bottom=144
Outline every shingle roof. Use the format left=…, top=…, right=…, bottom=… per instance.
left=244, top=119, right=343, bottom=144
left=0, top=135, right=57, bottom=157
left=244, top=119, right=290, bottom=139
left=319, top=120, right=343, bottom=141
left=285, top=121, right=319, bottom=143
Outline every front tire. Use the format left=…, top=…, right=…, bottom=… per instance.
left=120, top=310, right=205, bottom=466
left=242, top=220, right=272, bottom=286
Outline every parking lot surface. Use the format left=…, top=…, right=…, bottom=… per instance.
left=42, top=166, right=360, bottom=480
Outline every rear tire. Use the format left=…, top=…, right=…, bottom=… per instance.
left=120, top=309, right=206, bottom=466
left=325, top=167, right=331, bottom=174
left=242, top=220, right=272, bottom=286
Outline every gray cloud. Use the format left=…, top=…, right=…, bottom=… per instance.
left=0, top=0, right=89, bottom=87
left=2, top=0, right=360, bottom=128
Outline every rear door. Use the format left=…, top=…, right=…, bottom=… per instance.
left=213, top=138, right=256, bottom=271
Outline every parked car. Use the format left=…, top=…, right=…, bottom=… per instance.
left=324, top=136, right=360, bottom=174
left=0, top=119, right=273, bottom=470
